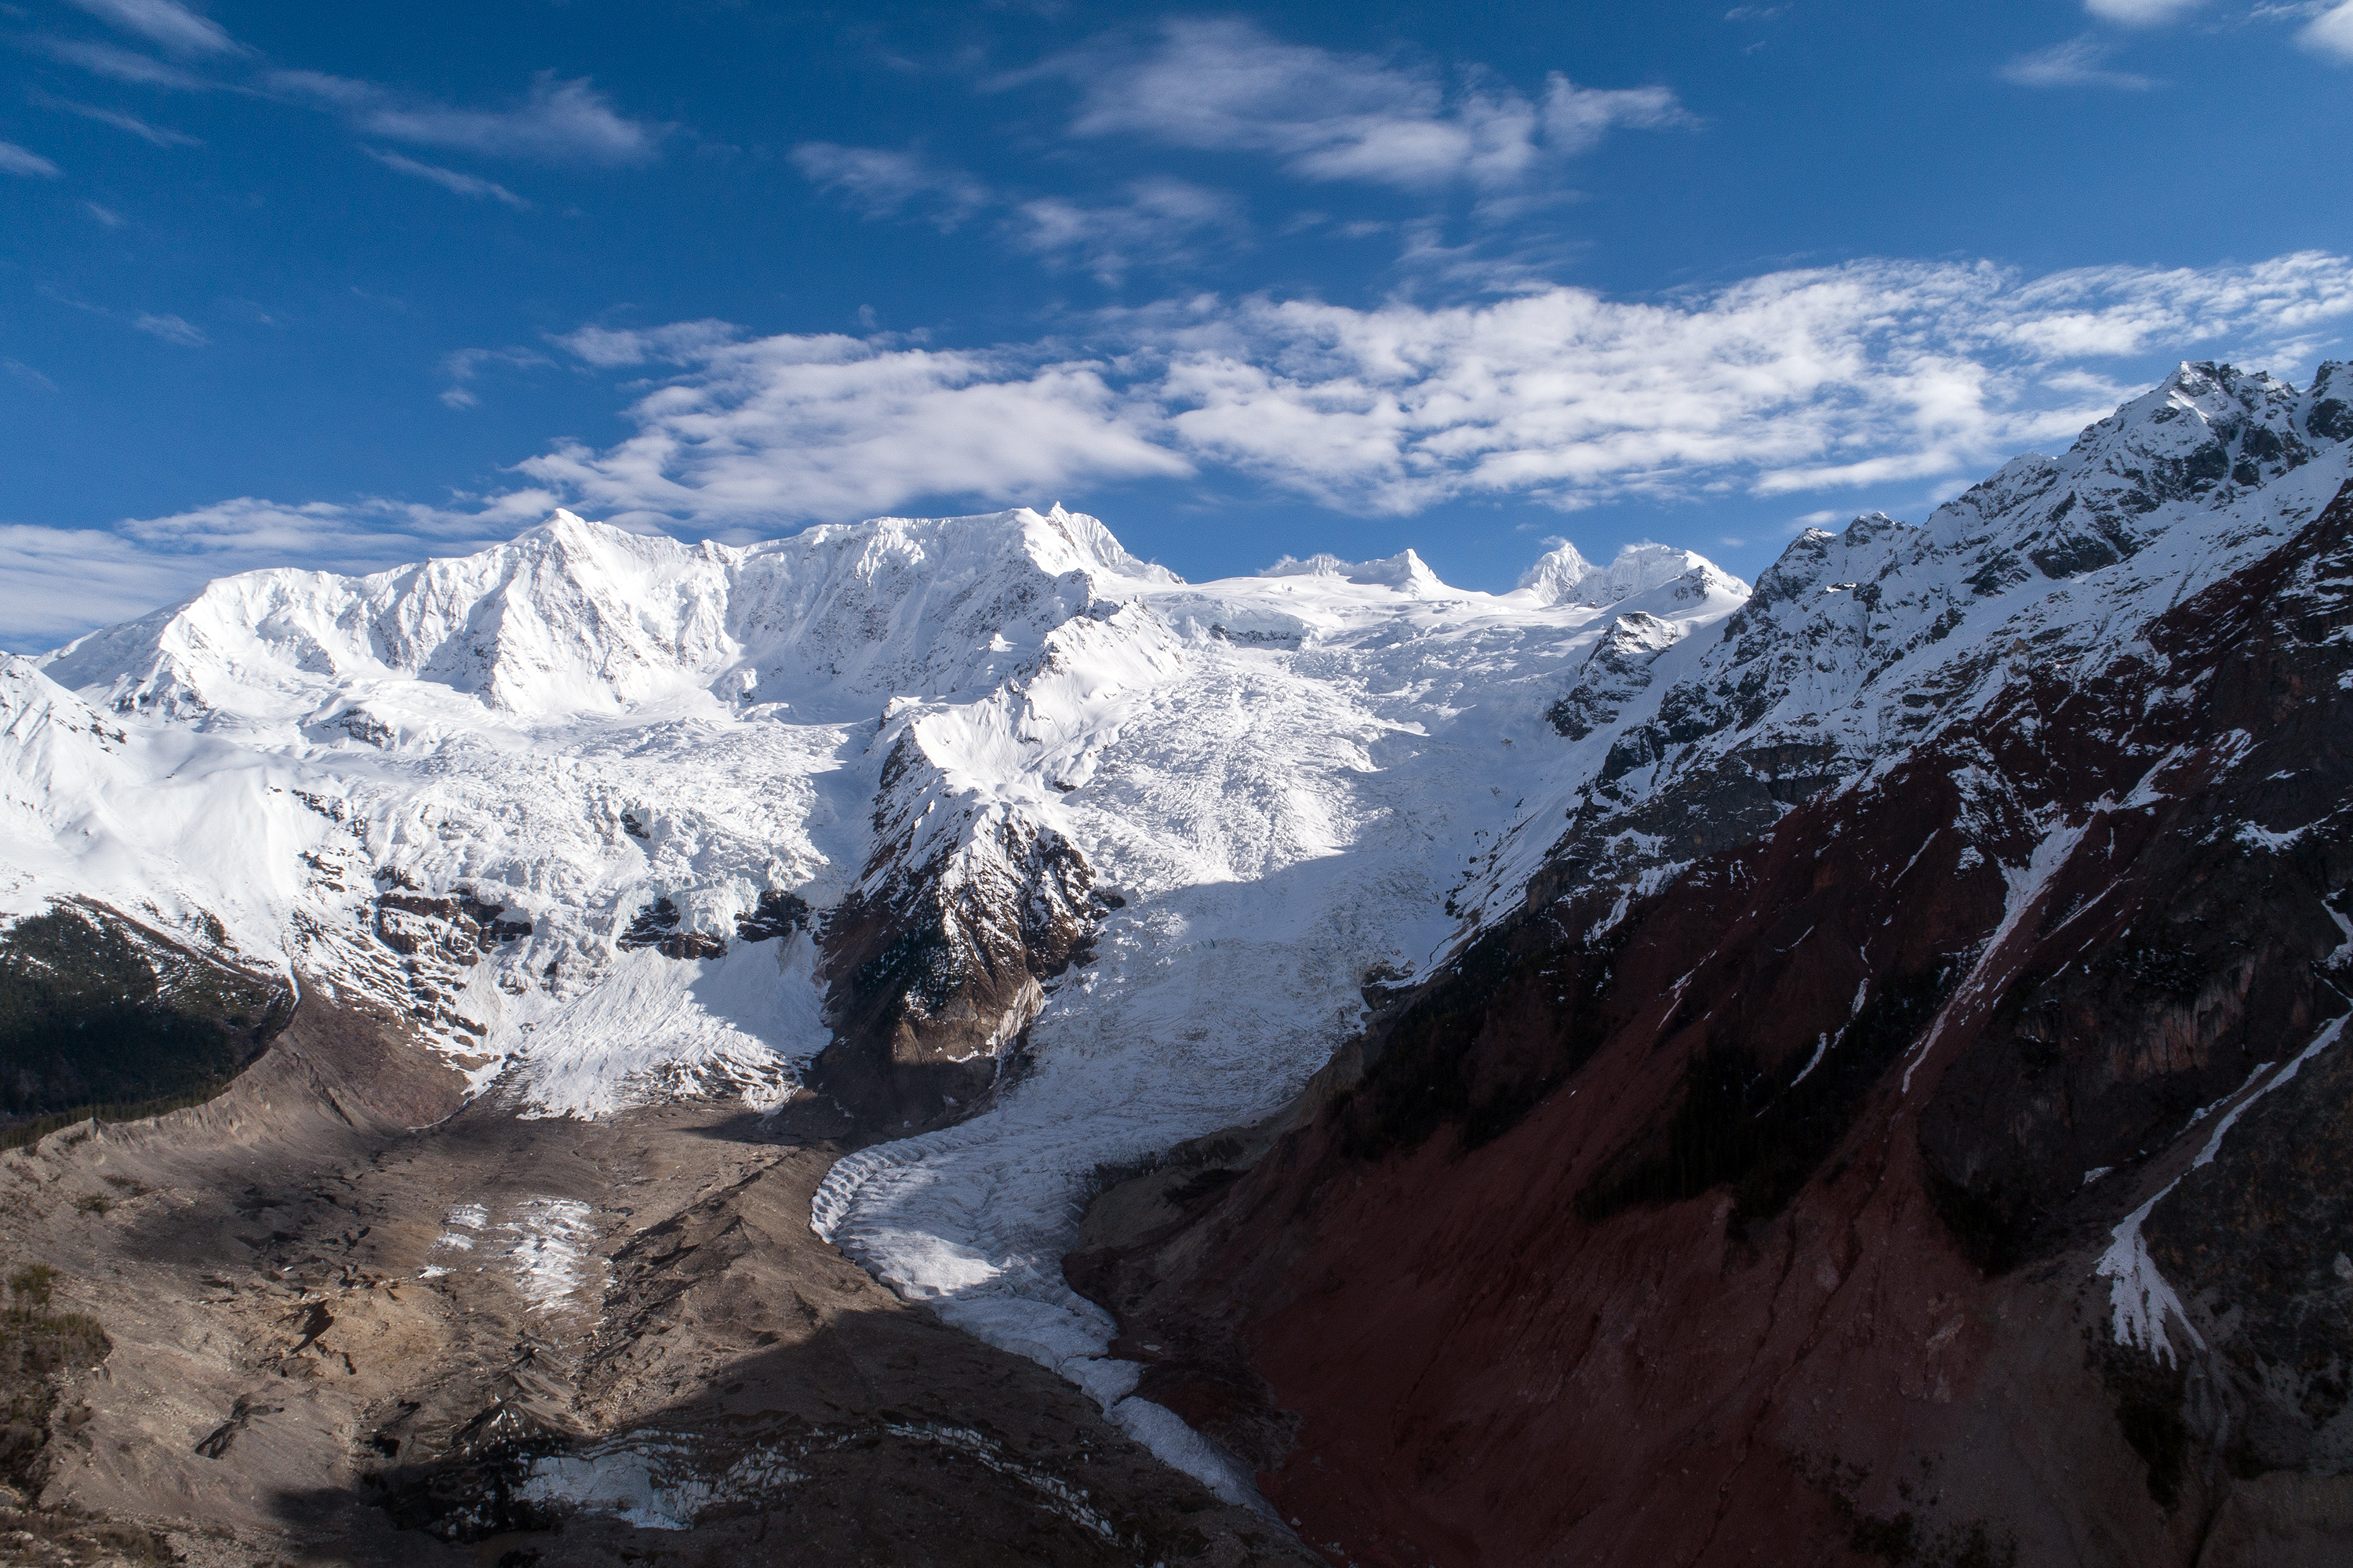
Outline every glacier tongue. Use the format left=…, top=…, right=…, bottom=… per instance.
left=807, top=555, right=1748, bottom=1501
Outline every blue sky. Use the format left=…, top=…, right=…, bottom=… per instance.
left=4, top=0, right=2352, bottom=646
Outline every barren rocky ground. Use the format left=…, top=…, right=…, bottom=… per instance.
left=0, top=989, right=1306, bottom=1566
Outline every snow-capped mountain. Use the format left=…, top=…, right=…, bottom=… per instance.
left=5, top=360, right=2350, bottom=1562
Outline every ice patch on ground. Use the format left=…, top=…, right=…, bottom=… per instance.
left=519, top=1435, right=806, bottom=1530
left=501, top=1198, right=602, bottom=1315
left=2097, top=1195, right=2206, bottom=1365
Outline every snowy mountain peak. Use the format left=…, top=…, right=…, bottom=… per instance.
left=1519, top=539, right=1746, bottom=607
left=1020, top=503, right=1184, bottom=586
left=1258, top=547, right=1449, bottom=596
left=36, top=504, right=1179, bottom=730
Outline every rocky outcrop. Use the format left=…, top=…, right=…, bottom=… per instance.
left=1067, top=482, right=2353, bottom=1564
left=814, top=722, right=1111, bottom=1128
left=807, top=598, right=1175, bottom=1132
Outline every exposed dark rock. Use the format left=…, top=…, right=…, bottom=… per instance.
left=615, top=897, right=725, bottom=960
left=733, top=890, right=811, bottom=944
left=1544, top=610, right=1680, bottom=740
left=812, top=729, right=1112, bottom=1130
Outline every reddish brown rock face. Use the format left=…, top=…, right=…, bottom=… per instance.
left=1071, top=485, right=2353, bottom=1566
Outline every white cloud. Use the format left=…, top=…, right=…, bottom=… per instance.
left=791, top=148, right=1246, bottom=284
left=0, top=525, right=224, bottom=642
left=365, top=148, right=530, bottom=209
left=2084, top=0, right=2202, bottom=23
left=131, top=312, right=206, bottom=346
left=41, top=37, right=211, bottom=89
left=0, top=142, right=63, bottom=178
left=0, top=496, right=540, bottom=647
left=271, top=71, right=664, bottom=166
left=504, top=249, right=2353, bottom=528
left=551, top=319, right=743, bottom=368
left=1032, top=19, right=1690, bottom=190
left=111, top=494, right=532, bottom=555
left=1012, top=179, right=1246, bottom=284
left=521, top=335, right=1192, bottom=526
left=789, top=144, right=989, bottom=229
left=36, top=96, right=203, bottom=147
left=1999, top=36, right=2156, bottom=88
left=64, top=0, right=240, bottom=57
left=2301, top=1, right=2353, bottom=60
left=85, top=201, right=125, bottom=227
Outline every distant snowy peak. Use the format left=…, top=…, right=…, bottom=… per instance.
left=1013, top=502, right=1183, bottom=586
left=40, top=504, right=1176, bottom=728
left=1518, top=540, right=1747, bottom=608
left=1259, top=548, right=1449, bottom=596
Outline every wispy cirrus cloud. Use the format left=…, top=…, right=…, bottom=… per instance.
left=39, top=36, right=212, bottom=89
left=1020, top=18, right=1692, bottom=191
left=131, top=312, right=206, bottom=346
left=436, top=345, right=553, bottom=408
left=791, top=147, right=1248, bottom=285
left=1, top=495, right=542, bottom=646
left=1012, top=179, right=1246, bottom=285
left=0, top=142, right=63, bottom=178
left=32, top=93, right=204, bottom=147
left=365, top=148, right=530, bottom=209
left=64, top=0, right=242, bottom=58
left=2072, top=0, right=2353, bottom=65
left=2293, top=1, right=2353, bottom=60
left=271, top=71, right=664, bottom=166
left=2083, top=0, right=2203, bottom=22
left=788, top=143, right=989, bottom=229
left=1998, top=35, right=2156, bottom=89
left=550, top=319, right=744, bottom=368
